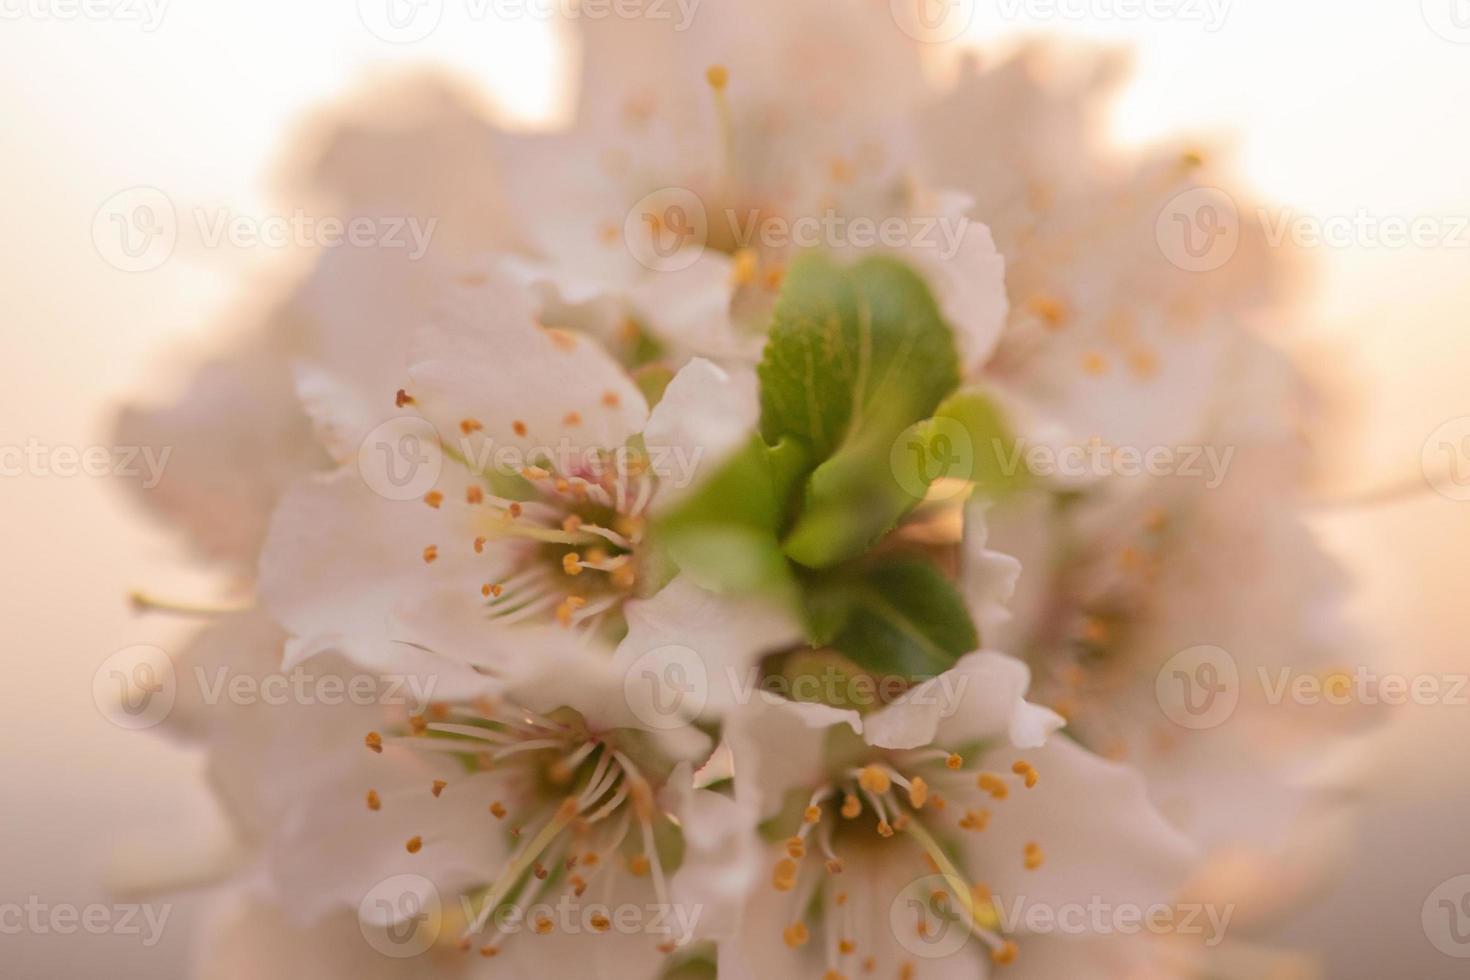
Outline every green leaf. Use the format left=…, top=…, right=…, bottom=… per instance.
left=812, top=558, right=977, bottom=679
left=654, top=436, right=808, bottom=595
left=758, top=254, right=960, bottom=461
left=757, top=254, right=961, bottom=567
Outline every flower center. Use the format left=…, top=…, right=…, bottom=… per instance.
left=768, top=751, right=1046, bottom=972
left=364, top=699, right=679, bottom=958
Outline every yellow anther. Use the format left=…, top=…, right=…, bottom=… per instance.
left=946, top=753, right=964, bottom=770
left=460, top=418, right=483, bottom=435
left=772, top=858, right=799, bottom=892
left=405, top=836, right=423, bottom=854
left=366, top=789, right=381, bottom=811
left=1024, top=842, right=1044, bottom=870
left=858, top=766, right=891, bottom=794
left=841, top=793, right=861, bottom=819
left=977, top=773, right=1009, bottom=799
left=562, top=552, right=584, bottom=576
left=364, top=731, right=383, bottom=753
left=590, top=914, right=611, bottom=932
left=395, top=389, right=415, bottom=407
left=534, top=915, right=553, bottom=934
left=959, top=809, right=991, bottom=831
left=731, top=247, right=759, bottom=286
left=555, top=596, right=587, bottom=626
left=705, top=64, right=729, bottom=90
left=466, top=485, right=484, bottom=505
left=423, top=491, right=443, bottom=508
left=908, top=777, right=929, bottom=809
left=1011, top=761, right=1039, bottom=788
left=876, top=820, right=894, bottom=838
left=512, top=420, right=528, bottom=437
left=627, top=854, right=651, bottom=877
left=992, top=940, right=1019, bottom=965
left=803, top=804, right=822, bottom=824
left=489, top=801, right=507, bottom=819
left=786, top=836, right=806, bottom=859
left=431, top=780, right=447, bottom=798
left=422, top=545, right=438, bottom=563
left=1026, top=295, right=1068, bottom=328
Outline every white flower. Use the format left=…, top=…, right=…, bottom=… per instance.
left=266, top=647, right=731, bottom=977
left=685, top=652, right=1199, bottom=977
left=260, top=264, right=790, bottom=687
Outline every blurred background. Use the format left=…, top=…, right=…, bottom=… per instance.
left=2, top=1, right=1468, bottom=976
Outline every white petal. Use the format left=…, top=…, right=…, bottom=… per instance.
left=407, top=263, right=648, bottom=456
left=862, top=651, right=1062, bottom=752
left=642, top=359, right=761, bottom=512
left=963, top=738, right=1200, bottom=920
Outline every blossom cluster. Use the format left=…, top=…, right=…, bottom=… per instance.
left=115, top=3, right=1354, bottom=977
